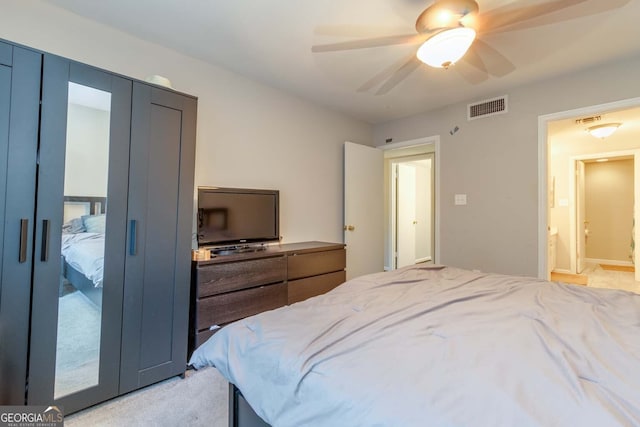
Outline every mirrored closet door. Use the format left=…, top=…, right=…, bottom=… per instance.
left=27, top=55, right=132, bottom=413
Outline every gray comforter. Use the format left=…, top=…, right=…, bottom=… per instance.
left=189, top=265, right=640, bottom=426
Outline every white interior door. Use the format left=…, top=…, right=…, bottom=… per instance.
left=397, top=163, right=416, bottom=268
left=576, top=160, right=586, bottom=274
left=344, top=141, right=384, bottom=280
left=414, top=157, right=433, bottom=262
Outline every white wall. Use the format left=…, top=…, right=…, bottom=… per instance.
left=374, top=55, right=640, bottom=277
left=0, top=0, right=372, bottom=245
left=64, top=104, right=110, bottom=198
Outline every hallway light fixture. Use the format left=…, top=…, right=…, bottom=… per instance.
left=416, top=27, right=476, bottom=68
left=587, top=123, right=621, bottom=139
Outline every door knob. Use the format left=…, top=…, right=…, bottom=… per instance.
left=344, top=225, right=355, bottom=231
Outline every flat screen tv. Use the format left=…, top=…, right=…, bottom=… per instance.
left=197, top=187, right=279, bottom=247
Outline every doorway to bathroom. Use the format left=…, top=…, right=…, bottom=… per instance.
left=571, top=154, right=637, bottom=276
left=544, top=102, right=640, bottom=288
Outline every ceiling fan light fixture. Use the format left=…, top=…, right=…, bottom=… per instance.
left=416, top=27, right=476, bottom=68
left=587, top=123, right=621, bottom=139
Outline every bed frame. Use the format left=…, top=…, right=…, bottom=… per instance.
left=61, top=195, right=107, bottom=307
left=229, top=384, right=270, bottom=427
left=64, top=195, right=107, bottom=216
left=62, top=259, right=102, bottom=307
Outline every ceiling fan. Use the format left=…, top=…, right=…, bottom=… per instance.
left=311, top=0, right=630, bottom=95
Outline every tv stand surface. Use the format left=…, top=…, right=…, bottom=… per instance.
left=189, top=241, right=346, bottom=355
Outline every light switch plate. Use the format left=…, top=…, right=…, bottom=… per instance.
left=454, top=194, right=467, bottom=205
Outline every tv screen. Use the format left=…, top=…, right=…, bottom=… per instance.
left=197, top=187, right=279, bottom=246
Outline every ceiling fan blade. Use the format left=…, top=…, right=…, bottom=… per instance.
left=357, top=52, right=418, bottom=93
left=312, top=33, right=427, bottom=53
left=454, top=62, right=489, bottom=85
left=375, top=56, right=422, bottom=95
left=314, top=24, right=410, bottom=38
left=482, top=0, right=632, bottom=34
left=455, top=46, right=489, bottom=85
left=472, top=39, right=515, bottom=78
left=459, top=44, right=487, bottom=74
left=477, top=0, right=589, bottom=34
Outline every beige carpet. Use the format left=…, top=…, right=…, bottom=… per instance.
left=66, top=368, right=228, bottom=427
left=55, top=291, right=101, bottom=399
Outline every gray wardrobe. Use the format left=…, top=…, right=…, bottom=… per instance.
left=0, top=40, right=196, bottom=413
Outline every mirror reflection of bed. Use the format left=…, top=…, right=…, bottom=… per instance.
left=56, top=195, right=106, bottom=398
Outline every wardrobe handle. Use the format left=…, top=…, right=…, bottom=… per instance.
left=19, top=219, right=28, bottom=263
left=129, top=220, right=137, bottom=256
left=41, top=219, right=50, bottom=262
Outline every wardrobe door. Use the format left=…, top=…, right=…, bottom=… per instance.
left=28, top=55, right=132, bottom=413
left=119, top=83, right=196, bottom=393
left=0, top=44, right=41, bottom=405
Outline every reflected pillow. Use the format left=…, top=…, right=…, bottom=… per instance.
left=82, top=214, right=106, bottom=234
left=62, top=217, right=86, bottom=234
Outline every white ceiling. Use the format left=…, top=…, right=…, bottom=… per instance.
left=45, top=0, right=640, bottom=124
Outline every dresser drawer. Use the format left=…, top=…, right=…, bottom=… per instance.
left=197, top=282, right=287, bottom=329
left=287, top=248, right=346, bottom=280
left=288, top=270, right=346, bottom=305
left=197, top=256, right=286, bottom=297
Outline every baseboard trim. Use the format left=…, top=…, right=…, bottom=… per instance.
left=550, top=271, right=588, bottom=285
left=551, top=268, right=572, bottom=274
left=585, top=258, right=633, bottom=267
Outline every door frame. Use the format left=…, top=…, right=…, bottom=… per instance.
left=538, top=96, right=640, bottom=279
left=379, top=136, right=440, bottom=270
left=390, top=155, right=435, bottom=269
left=568, top=150, right=640, bottom=277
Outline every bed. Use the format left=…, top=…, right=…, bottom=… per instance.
left=61, top=196, right=107, bottom=307
left=189, top=264, right=640, bottom=426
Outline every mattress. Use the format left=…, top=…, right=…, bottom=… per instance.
left=190, top=265, right=640, bottom=426
left=61, top=232, right=105, bottom=287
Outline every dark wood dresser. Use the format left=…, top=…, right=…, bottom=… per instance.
left=189, top=241, right=346, bottom=355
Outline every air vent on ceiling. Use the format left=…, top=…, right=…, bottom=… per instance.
left=468, top=95, right=508, bottom=121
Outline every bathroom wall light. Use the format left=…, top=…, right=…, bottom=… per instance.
left=587, top=123, right=621, bottom=139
